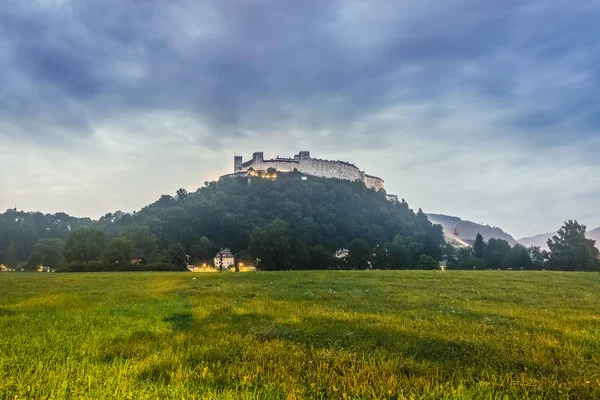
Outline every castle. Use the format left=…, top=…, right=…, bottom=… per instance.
left=223, top=151, right=384, bottom=191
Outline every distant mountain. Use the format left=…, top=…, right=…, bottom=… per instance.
left=427, top=214, right=518, bottom=246
left=518, top=232, right=554, bottom=250
left=518, top=226, right=600, bottom=250
left=590, top=227, right=600, bottom=244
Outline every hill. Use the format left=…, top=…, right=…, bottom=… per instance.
left=0, top=174, right=445, bottom=269
left=426, top=214, right=518, bottom=245
left=518, top=232, right=554, bottom=250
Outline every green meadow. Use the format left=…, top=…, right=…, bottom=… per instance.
left=0, top=271, right=599, bottom=399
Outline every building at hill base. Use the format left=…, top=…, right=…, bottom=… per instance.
left=221, top=151, right=384, bottom=191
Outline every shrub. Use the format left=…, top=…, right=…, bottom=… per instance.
left=417, top=255, right=439, bottom=270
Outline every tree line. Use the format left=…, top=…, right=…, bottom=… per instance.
left=0, top=174, right=598, bottom=272
left=0, top=175, right=444, bottom=271
left=444, top=220, right=599, bottom=271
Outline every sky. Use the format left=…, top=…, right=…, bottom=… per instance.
left=0, top=0, right=599, bottom=239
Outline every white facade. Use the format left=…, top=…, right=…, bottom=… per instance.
left=232, top=151, right=384, bottom=190
left=214, top=248, right=235, bottom=269
left=335, top=248, right=350, bottom=258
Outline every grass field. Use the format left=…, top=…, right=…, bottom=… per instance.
left=0, top=271, right=599, bottom=399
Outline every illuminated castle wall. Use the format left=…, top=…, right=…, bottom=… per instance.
left=229, top=151, right=384, bottom=191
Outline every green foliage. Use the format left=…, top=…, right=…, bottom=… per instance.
left=165, top=243, right=188, bottom=270
left=547, top=220, right=600, bottom=271
left=0, top=209, right=94, bottom=263
left=189, top=236, right=216, bottom=263
left=103, top=237, right=134, bottom=265
left=449, top=247, right=485, bottom=270
left=175, top=188, right=188, bottom=202
left=3, top=240, right=19, bottom=269
left=64, top=228, right=107, bottom=263
left=118, top=224, right=157, bottom=258
left=373, top=239, right=410, bottom=269
left=528, top=246, right=547, bottom=270
left=0, top=176, right=446, bottom=271
left=346, top=239, right=372, bottom=269
left=29, top=238, right=65, bottom=268
left=308, top=246, right=333, bottom=270
left=249, top=219, right=293, bottom=270
left=417, top=254, right=439, bottom=270
left=503, top=244, right=533, bottom=270
left=483, top=238, right=511, bottom=269
left=473, top=233, right=485, bottom=259
left=25, top=252, right=43, bottom=271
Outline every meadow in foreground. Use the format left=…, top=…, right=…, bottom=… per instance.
left=0, top=271, right=599, bottom=399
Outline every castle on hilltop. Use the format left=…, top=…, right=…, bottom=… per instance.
left=222, top=151, right=384, bottom=191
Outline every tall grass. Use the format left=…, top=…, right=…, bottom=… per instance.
left=1, top=271, right=599, bottom=399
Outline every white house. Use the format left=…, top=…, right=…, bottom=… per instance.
left=214, top=248, right=235, bottom=269
left=335, top=248, right=350, bottom=258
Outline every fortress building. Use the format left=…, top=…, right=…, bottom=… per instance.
left=224, top=151, right=384, bottom=191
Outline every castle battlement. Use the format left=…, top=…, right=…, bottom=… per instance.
left=225, top=151, right=384, bottom=191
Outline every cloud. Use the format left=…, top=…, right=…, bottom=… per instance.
left=0, top=0, right=599, bottom=237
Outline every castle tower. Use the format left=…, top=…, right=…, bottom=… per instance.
left=234, top=155, right=242, bottom=172
left=252, top=152, right=264, bottom=163
left=299, top=151, right=310, bottom=160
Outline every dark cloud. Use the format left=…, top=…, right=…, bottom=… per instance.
left=0, top=0, right=599, bottom=236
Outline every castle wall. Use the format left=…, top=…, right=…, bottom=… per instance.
left=248, top=160, right=299, bottom=173
left=233, top=151, right=384, bottom=190
left=299, top=158, right=362, bottom=181
left=365, top=175, right=385, bottom=190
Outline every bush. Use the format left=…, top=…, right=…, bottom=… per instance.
left=417, top=255, right=439, bottom=270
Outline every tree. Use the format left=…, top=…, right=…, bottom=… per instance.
left=387, top=239, right=410, bottom=269
left=166, top=243, right=188, bottom=270
left=176, top=188, right=188, bottom=202
left=103, top=237, right=134, bottom=265
left=346, top=239, right=371, bottom=270
left=443, top=242, right=459, bottom=269
left=503, top=244, right=533, bottom=270
left=547, top=220, right=599, bottom=271
left=373, top=244, right=390, bottom=269
left=29, top=238, right=65, bottom=268
left=119, top=224, right=157, bottom=257
left=190, top=236, right=216, bottom=263
left=473, top=233, right=485, bottom=259
left=266, top=167, right=277, bottom=176
left=4, top=241, right=18, bottom=269
left=483, top=238, right=511, bottom=269
left=249, top=219, right=293, bottom=270
left=64, top=228, right=107, bottom=263
left=309, top=245, right=333, bottom=270
left=417, top=254, right=439, bottom=270
left=0, top=172, right=448, bottom=272
left=528, top=246, right=546, bottom=270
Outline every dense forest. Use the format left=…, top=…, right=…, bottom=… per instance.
left=0, top=174, right=443, bottom=271
left=0, top=174, right=598, bottom=271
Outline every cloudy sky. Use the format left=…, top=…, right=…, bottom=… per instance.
left=1, top=0, right=599, bottom=238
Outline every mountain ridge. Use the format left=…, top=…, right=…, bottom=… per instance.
left=426, top=213, right=518, bottom=245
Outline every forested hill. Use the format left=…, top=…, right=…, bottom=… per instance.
left=0, top=174, right=445, bottom=269
left=427, top=213, right=518, bottom=246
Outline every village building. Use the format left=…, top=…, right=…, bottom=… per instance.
left=214, top=248, right=235, bottom=269
left=131, top=248, right=146, bottom=264
left=335, top=248, right=350, bottom=258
